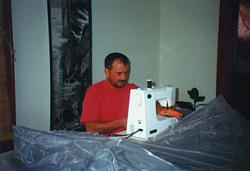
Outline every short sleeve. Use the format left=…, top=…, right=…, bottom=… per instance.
left=129, top=83, right=139, bottom=89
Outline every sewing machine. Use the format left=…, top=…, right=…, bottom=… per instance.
left=126, top=86, right=179, bottom=140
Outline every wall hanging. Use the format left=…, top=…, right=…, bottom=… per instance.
left=48, top=0, right=92, bottom=131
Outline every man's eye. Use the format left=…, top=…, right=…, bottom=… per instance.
left=125, top=72, right=130, bottom=76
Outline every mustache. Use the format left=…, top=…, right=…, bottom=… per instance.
left=118, top=80, right=127, bottom=83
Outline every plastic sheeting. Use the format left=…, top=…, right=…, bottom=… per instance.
left=137, top=95, right=250, bottom=170
left=1, top=129, right=182, bottom=171
left=0, top=95, right=250, bottom=171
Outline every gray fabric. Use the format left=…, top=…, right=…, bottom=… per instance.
left=137, top=95, right=250, bottom=170
left=0, top=95, right=249, bottom=171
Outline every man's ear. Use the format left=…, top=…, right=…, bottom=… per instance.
left=104, top=68, right=110, bottom=77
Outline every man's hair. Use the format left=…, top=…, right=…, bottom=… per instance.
left=105, top=52, right=131, bottom=70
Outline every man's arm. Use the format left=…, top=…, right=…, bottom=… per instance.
left=86, top=102, right=163, bottom=134
left=85, top=117, right=127, bottom=134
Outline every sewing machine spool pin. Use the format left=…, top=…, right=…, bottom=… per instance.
left=147, top=79, right=152, bottom=89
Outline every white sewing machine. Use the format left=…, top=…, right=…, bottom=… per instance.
left=126, top=86, right=179, bottom=140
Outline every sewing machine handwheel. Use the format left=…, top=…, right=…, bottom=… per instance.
left=147, top=94, right=152, bottom=99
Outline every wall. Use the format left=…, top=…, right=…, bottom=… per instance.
left=12, top=0, right=50, bottom=131
left=92, top=0, right=160, bottom=87
left=92, top=0, right=220, bottom=103
left=159, top=0, right=220, bottom=103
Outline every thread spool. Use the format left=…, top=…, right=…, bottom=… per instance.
left=147, top=79, right=152, bottom=88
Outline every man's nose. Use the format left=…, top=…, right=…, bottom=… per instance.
left=121, top=73, right=126, bottom=80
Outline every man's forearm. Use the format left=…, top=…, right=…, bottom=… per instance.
left=85, top=118, right=127, bottom=134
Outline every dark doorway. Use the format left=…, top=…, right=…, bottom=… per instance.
left=0, top=0, right=15, bottom=153
left=217, top=0, right=250, bottom=120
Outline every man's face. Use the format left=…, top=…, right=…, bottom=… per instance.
left=105, top=59, right=130, bottom=88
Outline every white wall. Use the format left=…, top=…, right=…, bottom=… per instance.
left=12, top=0, right=50, bottom=131
left=92, top=0, right=160, bottom=87
left=159, top=0, right=220, bottom=103
left=92, top=0, right=220, bottom=103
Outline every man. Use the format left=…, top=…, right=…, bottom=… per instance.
left=80, top=52, right=138, bottom=135
left=81, top=52, right=167, bottom=136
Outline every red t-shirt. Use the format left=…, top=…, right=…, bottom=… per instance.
left=80, top=80, right=138, bottom=135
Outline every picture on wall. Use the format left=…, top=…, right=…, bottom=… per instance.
left=48, top=0, right=92, bottom=131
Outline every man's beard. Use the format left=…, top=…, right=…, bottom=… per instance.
left=109, top=79, right=127, bottom=88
